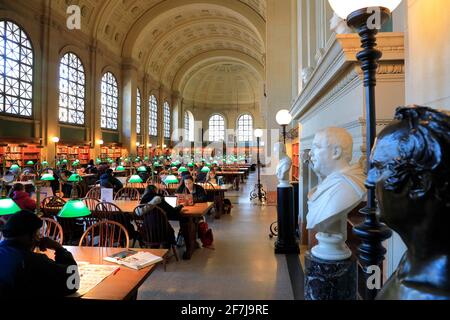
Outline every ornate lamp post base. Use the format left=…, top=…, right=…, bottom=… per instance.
left=249, top=183, right=267, bottom=203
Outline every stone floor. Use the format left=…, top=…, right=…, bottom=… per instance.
left=138, top=172, right=304, bottom=300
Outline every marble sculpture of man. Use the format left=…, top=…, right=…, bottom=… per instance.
left=307, top=127, right=366, bottom=260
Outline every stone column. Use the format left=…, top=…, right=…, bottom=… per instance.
left=122, top=59, right=138, bottom=155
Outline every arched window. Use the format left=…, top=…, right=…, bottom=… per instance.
left=59, top=52, right=85, bottom=125
left=149, top=95, right=158, bottom=136
left=163, top=102, right=171, bottom=139
left=237, top=114, right=253, bottom=142
left=0, top=20, right=33, bottom=117
left=209, top=114, right=225, bottom=142
left=101, top=72, right=119, bottom=130
left=136, top=89, right=141, bottom=134
left=184, top=111, right=194, bottom=142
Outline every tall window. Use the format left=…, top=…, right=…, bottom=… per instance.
left=185, top=111, right=194, bottom=142
left=163, top=102, right=170, bottom=139
left=209, top=114, right=225, bottom=142
left=237, top=114, right=253, bottom=142
left=0, top=20, right=33, bottom=117
left=136, top=89, right=141, bottom=134
left=59, top=52, right=85, bottom=125
left=149, top=95, right=158, bottom=136
left=101, top=72, right=118, bottom=130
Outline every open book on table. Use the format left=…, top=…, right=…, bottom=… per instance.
left=103, top=250, right=163, bottom=270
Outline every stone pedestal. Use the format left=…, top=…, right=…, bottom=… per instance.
left=274, top=186, right=300, bottom=254
left=304, top=251, right=357, bottom=300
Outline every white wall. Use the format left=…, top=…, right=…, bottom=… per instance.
left=405, top=0, right=450, bottom=109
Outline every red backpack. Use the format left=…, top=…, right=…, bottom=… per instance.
left=198, top=221, right=214, bottom=248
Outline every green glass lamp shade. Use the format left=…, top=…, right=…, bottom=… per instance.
left=134, top=158, right=140, bottom=163
left=128, top=175, right=143, bottom=183
left=153, top=162, right=161, bottom=167
left=72, top=161, right=79, bottom=166
left=40, top=173, right=55, bottom=181
left=10, top=164, right=20, bottom=171
left=187, top=162, right=194, bottom=167
left=41, top=161, right=49, bottom=166
left=95, top=158, right=101, bottom=164
left=62, top=159, right=68, bottom=164
left=137, top=166, right=147, bottom=172
left=159, top=156, right=165, bottom=160
left=108, top=159, right=114, bottom=164
left=67, top=174, right=81, bottom=182
left=116, top=165, right=125, bottom=172
left=178, top=166, right=188, bottom=173
left=58, top=199, right=91, bottom=218
left=226, top=160, right=233, bottom=165
left=26, top=161, right=34, bottom=165
left=56, top=161, right=61, bottom=166
left=201, top=166, right=210, bottom=173
left=0, top=197, right=21, bottom=216
left=144, top=156, right=149, bottom=161
left=164, top=175, right=179, bottom=184
left=206, top=163, right=212, bottom=167
left=213, top=161, right=219, bottom=165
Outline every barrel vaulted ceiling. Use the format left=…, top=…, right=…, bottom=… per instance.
left=53, top=0, right=266, bottom=108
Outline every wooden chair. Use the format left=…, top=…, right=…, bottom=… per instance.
left=40, top=217, right=64, bottom=244
left=82, top=197, right=101, bottom=211
left=132, top=204, right=178, bottom=271
left=85, top=186, right=101, bottom=199
left=41, top=196, right=66, bottom=217
left=79, top=220, right=129, bottom=248
left=114, top=187, right=141, bottom=201
left=94, top=202, right=139, bottom=245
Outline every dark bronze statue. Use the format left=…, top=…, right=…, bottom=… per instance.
left=367, top=106, right=450, bottom=300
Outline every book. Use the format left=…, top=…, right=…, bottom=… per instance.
left=103, top=250, right=163, bottom=270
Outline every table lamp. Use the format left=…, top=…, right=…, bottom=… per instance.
left=164, top=175, right=179, bottom=185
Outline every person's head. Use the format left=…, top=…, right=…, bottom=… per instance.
left=309, top=127, right=353, bottom=178
left=183, top=175, right=194, bottom=190
left=2, top=210, right=43, bottom=250
left=88, top=159, right=94, bottom=166
left=141, top=185, right=158, bottom=204
left=106, top=168, right=113, bottom=175
left=12, top=183, right=24, bottom=193
left=367, top=106, right=450, bottom=249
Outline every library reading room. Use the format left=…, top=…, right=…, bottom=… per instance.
left=0, top=0, right=449, bottom=305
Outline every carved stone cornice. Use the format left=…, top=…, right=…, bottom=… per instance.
left=290, top=33, right=405, bottom=121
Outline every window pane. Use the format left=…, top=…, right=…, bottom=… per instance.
left=209, top=114, right=225, bottom=142
left=101, top=72, right=119, bottom=130
left=59, top=52, right=85, bottom=125
left=136, top=89, right=141, bottom=134
left=163, top=102, right=170, bottom=139
left=0, top=20, right=33, bottom=117
left=237, top=114, right=253, bottom=142
left=149, top=95, right=158, bottom=136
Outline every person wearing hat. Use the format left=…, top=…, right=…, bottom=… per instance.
left=0, top=211, right=79, bottom=298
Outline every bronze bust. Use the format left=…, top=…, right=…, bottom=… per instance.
left=367, top=106, right=450, bottom=300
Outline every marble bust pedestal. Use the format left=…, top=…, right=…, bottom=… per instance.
left=273, top=142, right=299, bottom=254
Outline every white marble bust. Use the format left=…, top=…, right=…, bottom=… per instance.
left=274, top=142, right=292, bottom=188
left=307, top=128, right=366, bottom=261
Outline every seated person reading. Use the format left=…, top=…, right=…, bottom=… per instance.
left=0, top=211, right=79, bottom=298
left=175, top=175, right=208, bottom=203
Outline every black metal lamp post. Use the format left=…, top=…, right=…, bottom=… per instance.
left=328, top=0, right=402, bottom=300
left=276, top=109, right=292, bottom=145
left=250, top=129, right=266, bottom=203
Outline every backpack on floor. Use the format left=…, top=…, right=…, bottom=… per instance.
left=198, top=221, right=214, bottom=248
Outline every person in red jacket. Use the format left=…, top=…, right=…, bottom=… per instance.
left=12, top=183, right=36, bottom=212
